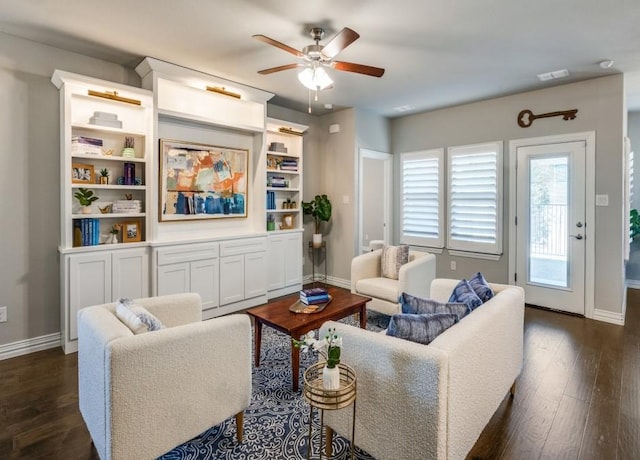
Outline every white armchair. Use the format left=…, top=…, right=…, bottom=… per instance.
left=77, top=293, right=252, bottom=460
left=351, top=249, right=436, bottom=315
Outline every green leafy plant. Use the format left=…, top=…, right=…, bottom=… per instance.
left=631, top=209, right=640, bottom=239
left=292, top=327, right=342, bottom=368
left=99, top=168, right=109, bottom=177
left=74, top=188, right=99, bottom=206
left=301, top=194, right=332, bottom=234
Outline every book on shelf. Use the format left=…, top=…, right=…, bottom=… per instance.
left=123, top=162, right=136, bottom=185
left=74, top=218, right=100, bottom=247
left=71, top=136, right=103, bottom=155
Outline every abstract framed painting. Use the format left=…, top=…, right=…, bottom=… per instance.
left=159, top=139, right=249, bottom=221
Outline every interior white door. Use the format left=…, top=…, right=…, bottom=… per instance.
left=358, top=149, right=392, bottom=253
left=516, top=141, right=586, bottom=314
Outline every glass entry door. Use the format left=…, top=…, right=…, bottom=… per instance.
left=516, top=141, right=586, bottom=314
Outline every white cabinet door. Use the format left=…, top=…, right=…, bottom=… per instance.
left=220, top=255, right=244, bottom=305
left=112, top=248, right=149, bottom=300
left=157, top=262, right=190, bottom=296
left=191, top=258, right=219, bottom=311
left=283, top=233, right=303, bottom=286
left=245, top=251, right=267, bottom=299
left=267, top=235, right=285, bottom=290
left=69, top=252, right=112, bottom=341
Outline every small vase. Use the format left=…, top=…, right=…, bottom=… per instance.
left=267, top=221, right=275, bottom=231
left=322, top=365, right=340, bottom=390
left=312, top=233, right=323, bottom=248
left=99, top=176, right=109, bottom=184
left=107, top=233, right=118, bottom=244
left=122, top=147, right=136, bottom=158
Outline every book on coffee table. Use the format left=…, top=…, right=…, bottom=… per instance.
left=289, top=295, right=333, bottom=314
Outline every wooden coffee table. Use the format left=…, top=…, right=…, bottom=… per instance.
left=247, top=286, right=371, bottom=391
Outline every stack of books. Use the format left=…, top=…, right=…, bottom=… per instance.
left=266, top=191, right=276, bottom=209
left=112, top=200, right=142, bottom=213
left=268, top=176, right=288, bottom=188
left=299, top=287, right=330, bottom=305
left=73, top=218, right=100, bottom=247
left=279, top=159, right=298, bottom=172
left=71, top=136, right=103, bottom=155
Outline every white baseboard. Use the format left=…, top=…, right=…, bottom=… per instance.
left=592, top=309, right=625, bottom=326
left=0, top=332, right=61, bottom=361
left=626, top=279, right=640, bottom=289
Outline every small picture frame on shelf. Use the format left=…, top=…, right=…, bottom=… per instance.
left=72, top=163, right=95, bottom=184
left=122, top=221, right=141, bottom=243
left=280, top=213, right=296, bottom=230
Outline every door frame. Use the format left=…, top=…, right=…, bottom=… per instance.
left=508, top=131, right=595, bottom=319
left=357, top=148, right=392, bottom=254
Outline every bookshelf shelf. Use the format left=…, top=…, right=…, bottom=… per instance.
left=265, top=118, right=307, bottom=233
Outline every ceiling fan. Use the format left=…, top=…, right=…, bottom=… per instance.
left=253, top=27, right=385, bottom=90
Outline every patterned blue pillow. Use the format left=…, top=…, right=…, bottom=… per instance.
left=448, top=279, right=483, bottom=310
left=399, top=292, right=471, bottom=320
left=468, top=272, right=494, bottom=303
left=386, top=313, right=458, bottom=345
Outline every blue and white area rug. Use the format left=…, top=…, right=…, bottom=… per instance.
left=160, top=312, right=390, bottom=460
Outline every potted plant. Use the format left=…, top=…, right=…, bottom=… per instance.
left=74, top=187, right=99, bottom=214
left=302, top=194, right=332, bottom=247
left=99, top=168, right=109, bottom=184
left=267, top=213, right=276, bottom=231
left=108, top=224, right=120, bottom=244
left=122, top=136, right=135, bottom=158
left=631, top=209, right=640, bottom=240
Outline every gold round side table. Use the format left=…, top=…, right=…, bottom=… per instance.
left=303, top=362, right=357, bottom=460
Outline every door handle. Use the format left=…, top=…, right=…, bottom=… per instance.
left=569, top=234, right=583, bottom=240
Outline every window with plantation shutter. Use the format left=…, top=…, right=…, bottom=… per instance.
left=400, top=149, right=444, bottom=248
left=447, top=141, right=503, bottom=256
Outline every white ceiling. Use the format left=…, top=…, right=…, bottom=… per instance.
left=2, top=0, right=640, bottom=117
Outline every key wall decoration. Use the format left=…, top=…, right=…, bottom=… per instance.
left=159, top=139, right=249, bottom=221
left=517, top=108, right=578, bottom=128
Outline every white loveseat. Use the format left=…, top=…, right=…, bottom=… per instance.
left=77, top=293, right=252, bottom=460
left=321, top=278, right=525, bottom=460
left=351, top=249, right=436, bottom=315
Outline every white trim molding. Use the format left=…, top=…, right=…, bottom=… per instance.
left=0, top=332, right=61, bottom=361
left=592, top=309, right=625, bottom=326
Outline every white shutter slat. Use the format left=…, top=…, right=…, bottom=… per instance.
left=447, top=142, right=503, bottom=255
left=401, top=149, right=445, bottom=247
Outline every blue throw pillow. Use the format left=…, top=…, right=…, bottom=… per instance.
left=386, top=313, right=459, bottom=345
left=468, top=272, right=494, bottom=303
left=448, top=279, right=483, bottom=310
left=399, top=292, right=471, bottom=320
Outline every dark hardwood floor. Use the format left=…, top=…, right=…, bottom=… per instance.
left=1, top=289, right=639, bottom=459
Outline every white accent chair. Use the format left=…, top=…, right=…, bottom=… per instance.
left=77, top=293, right=252, bottom=460
left=351, top=248, right=436, bottom=315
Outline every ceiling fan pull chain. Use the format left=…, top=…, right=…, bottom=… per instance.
left=308, top=90, right=312, bottom=114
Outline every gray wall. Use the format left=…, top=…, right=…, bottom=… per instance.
left=391, top=75, right=626, bottom=315
left=0, top=32, right=139, bottom=346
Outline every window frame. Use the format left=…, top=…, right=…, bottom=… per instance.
left=399, top=148, right=445, bottom=250
left=446, top=141, right=503, bottom=257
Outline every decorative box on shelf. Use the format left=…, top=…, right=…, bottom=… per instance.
left=89, top=111, right=122, bottom=129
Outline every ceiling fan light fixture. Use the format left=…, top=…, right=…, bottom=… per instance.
left=298, top=66, right=333, bottom=90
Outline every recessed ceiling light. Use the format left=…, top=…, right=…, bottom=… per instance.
left=599, top=60, right=614, bottom=69
left=394, top=104, right=414, bottom=112
left=537, top=69, right=570, bottom=81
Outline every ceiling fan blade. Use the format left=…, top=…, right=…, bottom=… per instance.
left=253, top=34, right=304, bottom=58
left=320, top=27, right=360, bottom=59
left=257, top=63, right=302, bottom=75
left=332, top=61, right=385, bottom=77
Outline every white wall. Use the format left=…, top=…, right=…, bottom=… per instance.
left=0, top=32, right=139, bottom=346
left=391, top=75, right=626, bottom=316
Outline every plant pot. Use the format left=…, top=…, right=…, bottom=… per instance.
left=312, top=233, right=323, bottom=248
left=267, top=221, right=275, bottom=231
left=99, top=176, right=109, bottom=184
left=81, top=206, right=92, bottom=214
left=122, top=147, right=136, bottom=158
left=322, top=365, right=341, bottom=390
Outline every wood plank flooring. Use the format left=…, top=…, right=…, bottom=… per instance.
left=1, top=289, right=639, bottom=459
